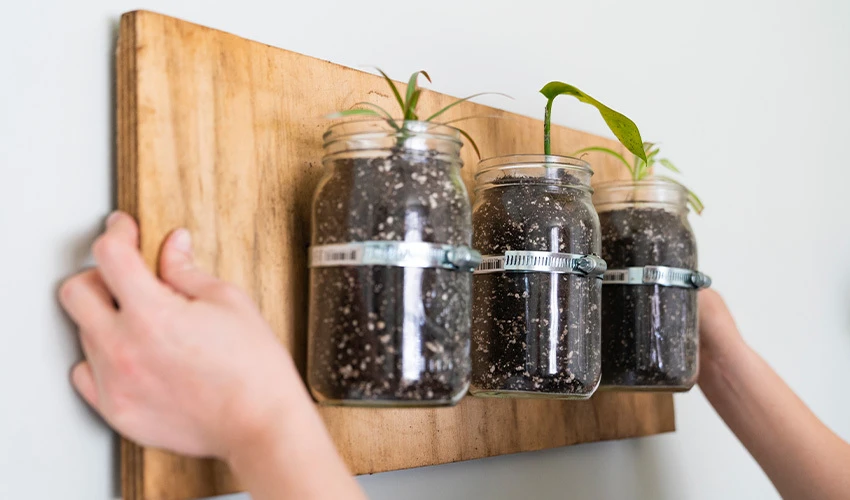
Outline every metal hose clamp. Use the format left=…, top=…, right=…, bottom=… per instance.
left=475, top=251, right=607, bottom=278
left=603, top=266, right=712, bottom=289
left=309, top=241, right=482, bottom=272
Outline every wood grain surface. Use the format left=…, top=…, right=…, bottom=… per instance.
left=117, top=10, right=675, bottom=500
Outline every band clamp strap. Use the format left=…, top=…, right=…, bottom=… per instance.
left=474, top=251, right=607, bottom=278
left=603, top=266, right=712, bottom=289
left=308, top=241, right=482, bottom=272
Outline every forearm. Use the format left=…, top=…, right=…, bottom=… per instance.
left=700, top=338, right=850, bottom=500
left=227, top=389, right=366, bottom=500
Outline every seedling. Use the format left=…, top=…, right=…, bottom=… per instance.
left=329, top=69, right=507, bottom=158
left=575, top=141, right=704, bottom=214
left=539, top=82, right=646, bottom=162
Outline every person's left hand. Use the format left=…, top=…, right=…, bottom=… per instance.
left=59, top=212, right=308, bottom=459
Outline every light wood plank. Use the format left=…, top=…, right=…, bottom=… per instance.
left=117, top=10, right=675, bottom=500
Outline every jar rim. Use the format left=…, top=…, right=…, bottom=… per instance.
left=594, top=177, right=687, bottom=193
left=593, top=177, right=689, bottom=211
left=476, top=154, right=592, bottom=175
left=323, top=118, right=463, bottom=148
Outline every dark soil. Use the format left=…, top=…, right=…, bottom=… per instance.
left=470, top=176, right=602, bottom=398
left=308, top=148, right=473, bottom=405
left=599, top=207, right=698, bottom=390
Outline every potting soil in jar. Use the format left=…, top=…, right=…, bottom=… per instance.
left=469, top=155, right=604, bottom=399
left=308, top=121, right=478, bottom=407
left=596, top=180, right=709, bottom=391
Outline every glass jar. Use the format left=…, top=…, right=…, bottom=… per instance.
left=469, top=155, right=605, bottom=399
left=307, top=120, right=480, bottom=407
left=594, top=179, right=709, bottom=391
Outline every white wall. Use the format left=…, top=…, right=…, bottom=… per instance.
left=2, top=1, right=848, bottom=499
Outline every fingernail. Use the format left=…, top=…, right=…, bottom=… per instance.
left=106, top=211, right=122, bottom=228
left=171, top=228, right=193, bottom=255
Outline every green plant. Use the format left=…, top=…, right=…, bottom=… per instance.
left=575, top=141, right=705, bottom=214
left=539, top=82, right=646, bottom=162
left=328, top=69, right=506, bottom=157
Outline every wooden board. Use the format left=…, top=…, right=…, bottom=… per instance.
left=117, top=10, right=675, bottom=500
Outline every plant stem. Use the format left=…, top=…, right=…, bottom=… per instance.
left=544, top=99, right=553, bottom=155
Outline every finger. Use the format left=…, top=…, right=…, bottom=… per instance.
left=59, top=269, right=118, bottom=329
left=105, top=211, right=139, bottom=247
left=159, top=228, right=220, bottom=298
left=71, top=361, right=100, bottom=410
left=699, top=290, right=736, bottom=326
left=92, top=212, right=164, bottom=306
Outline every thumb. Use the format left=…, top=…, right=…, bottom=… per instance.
left=159, top=228, right=219, bottom=298
left=71, top=361, right=99, bottom=410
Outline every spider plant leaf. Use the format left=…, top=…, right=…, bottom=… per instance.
left=688, top=191, right=705, bottom=215
left=403, top=70, right=431, bottom=120
left=439, top=113, right=516, bottom=126
left=352, top=101, right=396, bottom=121
left=327, top=104, right=401, bottom=131
left=406, top=88, right=423, bottom=121
left=540, top=82, right=646, bottom=161
left=425, top=92, right=513, bottom=122
left=655, top=175, right=704, bottom=214
left=633, top=154, right=647, bottom=180
left=325, top=108, right=385, bottom=119
left=375, top=68, right=406, bottom=114
left=658, top=158, right=681, bottom=173
left=457, top=127, right=482, bottom=159
left=573, top=146, right=634, bottom=176
left=644, top=143, right=660, bottom=164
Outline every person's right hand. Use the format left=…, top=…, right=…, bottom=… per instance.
left=59, top=211, right=308, bottom=459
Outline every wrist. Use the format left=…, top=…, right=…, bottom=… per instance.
left=220, top=361, right=316, bottom=463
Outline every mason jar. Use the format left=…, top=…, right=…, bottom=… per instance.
left=307, top=119, right=480, bottom=407
left=594, top=179, right=711, bottom=391
left=469, top=155, right=605, bottom=399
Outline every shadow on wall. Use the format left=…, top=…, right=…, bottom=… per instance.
left=845, top=281, right=850, bottom=343
left=53, top=17, right=123, bottom=499
left=54, top=209, right=120, bottom=499
left=631, top=435, right=673, bottom=500
left=353, top=436, right=684, bottom=500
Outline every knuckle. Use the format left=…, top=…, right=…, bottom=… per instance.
left=103, top=383, right=136, bottom=428
left=124, top=307, right=162, bottom=336
left=108, top=342, right=140, bottom=380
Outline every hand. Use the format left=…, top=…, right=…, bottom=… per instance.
left=696, top=288, right=850, bottom=500
left=59, top=212, right=306, bottom=459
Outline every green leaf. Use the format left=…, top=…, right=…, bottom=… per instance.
left=658, top=158, right=681, bottom=173
left=655, top=175, right=704, bottom=215
left=403, top=70, right=431, bottom=121
left=688, top=191, right=705, bottom=215
left=406, top=89, right=422, bottom=120
left=327, top=103, right=400, bottom=130
left=457, top=127, right=482, bottom=159
left=375, top=68, right=406, bottom=115
left=645, top=147, right=660, bottom=162
left=325, top=108, right=385, bottom=119
left=634, top=158, right=648, bottom=180
left=425, top=92, right=512, bottom=122
left=573, top=146, right=634, bottom=177
left=352, top=101, right=396, bottom=121
left=539, top=82, right=646, bottom=161
left=439, top=113, right=516, bottom=126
